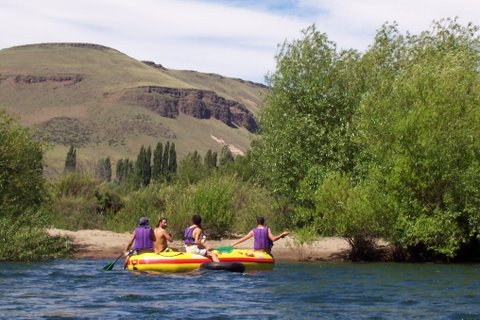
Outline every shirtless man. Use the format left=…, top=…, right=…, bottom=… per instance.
left=154, top=217, right=173, bottom=253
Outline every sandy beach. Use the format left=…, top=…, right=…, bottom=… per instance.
left=48, top=228, right=351, bottom=261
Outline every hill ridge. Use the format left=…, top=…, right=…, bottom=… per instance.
left=0, top=42, right=269, bottom=176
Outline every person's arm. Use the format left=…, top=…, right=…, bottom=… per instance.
left=163, top=229, right=173, bottom=243
left=125, top=231, right=135, bottom=252
left=194, top=228, right=213, bottom=250
left=268, top=228, right=289, bottom=242
left=231, top=230, right=254, bottom=247
left=193, top=227, right=203, bottom=247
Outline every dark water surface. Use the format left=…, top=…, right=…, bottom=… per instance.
left=0, top=260, right=479, bottom=319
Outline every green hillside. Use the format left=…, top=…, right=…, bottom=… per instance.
left=0, top=43, right=268, bottom=176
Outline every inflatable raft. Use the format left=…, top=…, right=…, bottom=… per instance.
left=125, top=249, right=274, bottom=272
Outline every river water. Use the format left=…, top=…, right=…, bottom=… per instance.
left=0, top=259, right=479, bottom=319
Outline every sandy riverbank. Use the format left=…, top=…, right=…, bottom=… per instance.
left=48, top=228, right=352, bottom=261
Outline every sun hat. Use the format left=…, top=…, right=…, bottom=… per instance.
left=138, top=217, right=149, bottom=226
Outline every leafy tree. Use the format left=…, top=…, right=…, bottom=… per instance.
left=0, top=110, right=70, bottom=260
left=254, top=19, right=480, bottom=260
left=64, top=145, right=77, bottom=173
left=354, top=19, right=480, bottom=258
left=252, top=24, right=360, bottom=202
left=0, top=110, right=45, bottom=217
left=219, top=149, right=258, bottom=183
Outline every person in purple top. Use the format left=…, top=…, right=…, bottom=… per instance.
left=125, top=216, right=155, bottom=255
left=183, top=214, right=219, bottom=262
left=231, top=217, right=289, bottom=254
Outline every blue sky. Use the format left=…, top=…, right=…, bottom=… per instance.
left=0, top=0, right=479, bottom=83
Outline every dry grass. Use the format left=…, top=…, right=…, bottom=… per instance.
left=0, top=43, right=268, bottom=176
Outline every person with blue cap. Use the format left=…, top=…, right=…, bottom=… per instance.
left=125, top=216, right=155, bottom=255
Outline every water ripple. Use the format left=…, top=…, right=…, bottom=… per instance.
left=0, top=260, right=480, bottom=319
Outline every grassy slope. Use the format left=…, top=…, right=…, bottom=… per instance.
left=0, top=43, right=268, bottom=176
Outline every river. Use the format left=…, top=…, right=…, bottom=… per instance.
left=0, top=259, right=479, bottom=319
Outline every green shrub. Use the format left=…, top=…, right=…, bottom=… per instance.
left=152, top=184, right=192, bottom=238
left=189, top=175, right=236, bottom=239
left=48, top=196, right=101, bottom=230
left=105, top=183, right=167, bottom=232
left=50, top=172, right=98, bottom=198
left=0, top=110, right=71, bottom=261
left=233, top=182, right=280, bottom=234
left=0, top=209, right=72, bottom=261
left=46, top=172, right=117, bottom=230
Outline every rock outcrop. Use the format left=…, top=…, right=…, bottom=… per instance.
left=123, top=86, right=259, bottom=132
left=14, top=74, right=83, bottom=84
left=142, top=61, right=166, bottom=70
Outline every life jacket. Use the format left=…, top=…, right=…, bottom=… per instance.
left=183, top=226, right=196, bottom=245
left=134, top=226, right=153, bottom=251
left=253, top=226, right=273, bottom=251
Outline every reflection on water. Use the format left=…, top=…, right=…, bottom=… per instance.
left=0, top=260, right=479, bottom=319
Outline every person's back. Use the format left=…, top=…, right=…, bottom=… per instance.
left=231, top=217, right=289, bottom=253
left=125, top=217, right=154, bottom=254
left=253, top=225, right=273, bottom=251
left=183, top=224, right=196, bottom=246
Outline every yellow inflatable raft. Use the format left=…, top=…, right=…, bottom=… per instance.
left=125, top=249, right=274, bottom=272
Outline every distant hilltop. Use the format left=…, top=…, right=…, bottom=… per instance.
left=0, top=42, right=269, bottom=176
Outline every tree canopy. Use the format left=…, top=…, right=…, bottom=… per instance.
left=253, top=19, right=480, bottom=260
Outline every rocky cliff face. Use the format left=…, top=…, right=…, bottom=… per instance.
left=13, top=74, right=83, bottom=84
left=123, top=86, right=259, bottom=132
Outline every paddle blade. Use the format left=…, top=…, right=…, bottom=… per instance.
left=103, top=262, right=114, bottom=271
left=103, top=252, right=124, bottom=271
left=215, top=246, right=234, bottom=253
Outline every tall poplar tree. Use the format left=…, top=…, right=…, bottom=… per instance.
left=135, top=145, right=151, bottom=187
left=162, top=141, right=170, bottom=176
left=152, top=142, right=163, bottom=181
left=168, top=142, right=177, bottom=174
left=219, top=145, right=234, bottom=166
left=204, top=149, right=218, bottom=169
left=64, top=145, right=76, bottom=173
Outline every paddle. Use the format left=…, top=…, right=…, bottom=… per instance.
left=214, top=246, right=234, bottom=253
left=103, top=252, right=124, bottom=271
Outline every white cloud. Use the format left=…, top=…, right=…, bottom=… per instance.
left=1, top=0, right=479, bottom=83
left=304, top=0, right=480, bottom=51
